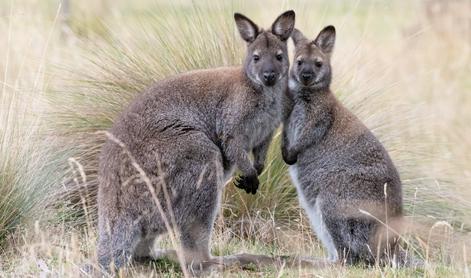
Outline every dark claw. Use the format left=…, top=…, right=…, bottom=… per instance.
left=234, top=176, right=249, bottom=193
left=234, top=175, right=259, bottom=194
left=284, top=154, right=297, bottom=165
left=282, top=148, right=298, bottom=165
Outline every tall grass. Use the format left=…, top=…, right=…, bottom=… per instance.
left=0, top=1, right=68, bottom=245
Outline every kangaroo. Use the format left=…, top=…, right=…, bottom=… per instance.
left=281, top=26, right=404, bottom=265
left=97, top=11, right=296, bottom=272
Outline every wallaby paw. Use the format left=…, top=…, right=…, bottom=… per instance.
left=254, top=163, right=265, bottom=175
left=234, top=175, right=259, bottom=194
left=282, top=152, right=298, bottom=165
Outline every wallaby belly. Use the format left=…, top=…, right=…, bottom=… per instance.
left=289, top=165, right=338, bottom=262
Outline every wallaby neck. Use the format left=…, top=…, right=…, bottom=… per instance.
left=289, top=79, right=332, bottom=104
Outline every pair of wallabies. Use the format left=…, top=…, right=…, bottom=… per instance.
left=97, top=9, right=403, bottom=273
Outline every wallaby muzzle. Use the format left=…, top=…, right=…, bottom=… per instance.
left=262, top=70, right=277, bottom=86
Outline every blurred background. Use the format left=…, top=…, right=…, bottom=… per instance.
left=0, top=0, right=470, bottom=276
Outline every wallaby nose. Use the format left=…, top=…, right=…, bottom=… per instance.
left=263, top=71, right=276, bottom=85
left=301, top=72, right=313, bottom=83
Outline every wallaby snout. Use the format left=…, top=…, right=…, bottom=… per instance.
left=300, top=71, right=314, bottom=85
left=262, top=68, right=277, bottom=86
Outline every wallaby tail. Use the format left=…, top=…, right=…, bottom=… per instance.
left=218, top=253, right=331, bottom=269
left=149, top=249, right=331, bottom=273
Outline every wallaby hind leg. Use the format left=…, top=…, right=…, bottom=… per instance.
left=97, top=224, right=112, bottom=270
left=97, top=217, right=141, bottom=271
left=322, top=217, right=355, bottom=265
left=178, top=205, right=218, bottom=274
left=133, top=235, right=180, bottom=262
left=169, top=154, right=224, bottom=273
left=324, top=216, right=376, bottom=265
left=133, top=235, right=161, bottom=261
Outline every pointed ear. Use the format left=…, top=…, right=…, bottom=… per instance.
left=234, top=13, right=259, bottom=43
left=313, top=25, right=336, bottom=55
left=291, top=28, right=308, bottom=46
left=271, top=10, right=296, bottom=41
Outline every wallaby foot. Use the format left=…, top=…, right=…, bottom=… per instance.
left=97, top=218, right=141, bottom=272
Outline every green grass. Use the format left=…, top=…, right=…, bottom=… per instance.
left=0, top=62, right=68, bottom=247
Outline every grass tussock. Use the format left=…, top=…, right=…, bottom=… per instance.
left=0, top=3, right=68, bottom=246
left=0, top=0, right=470, bottom=276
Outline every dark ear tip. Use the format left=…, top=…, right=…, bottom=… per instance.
left=282, top=10, right=296, bottom=19
left=324, top=25, right=336, bottom=33
left=234, top=13, right=243, bottom=20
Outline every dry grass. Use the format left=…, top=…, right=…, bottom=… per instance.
left=0, top=0, right=470, bottom=276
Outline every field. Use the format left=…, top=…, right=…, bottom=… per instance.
left=0, top=0, right=470, bottom=277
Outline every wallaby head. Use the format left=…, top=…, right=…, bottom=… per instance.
left=290, top=26, right=336, bottom=91
left=234, top=10, right=295, bottom=87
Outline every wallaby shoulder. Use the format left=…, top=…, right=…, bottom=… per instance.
left=110, top=66, right=262, bottom=139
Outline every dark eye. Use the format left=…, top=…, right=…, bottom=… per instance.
left=297, top=60, right=303, bottom=66
left=253, top=54, right=260, bottom=62
left=315, top=61, right=323, bottom=68
left=276, top=54, right=283, bottom=61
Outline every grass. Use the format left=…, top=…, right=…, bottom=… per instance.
left=0, top=0, right=470, bottom=276
left=0, top=1, right=69, bottom=246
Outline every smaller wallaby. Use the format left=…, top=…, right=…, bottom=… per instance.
left=282, top=26, right=403, bottom=265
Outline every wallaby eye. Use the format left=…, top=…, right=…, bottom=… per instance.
left=315, top=60, right=323, bottom=68
left=297, top=60, right=303, bottom=66
left=253, top=54, right=260, bottom=62
left=276, top=54, right=283, bottom=61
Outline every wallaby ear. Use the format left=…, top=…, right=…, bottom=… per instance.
left=234, top=13, right=260, bottom=43
left=271, top=10, right=296, bottom=41
left=313, top=25, right=336, bottom=55
left=291, top=28, right=308, bottom=46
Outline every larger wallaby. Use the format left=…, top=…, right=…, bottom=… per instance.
left=97, top=11, right=296, bottom=271
left=281, top=26, right=403, bottom=265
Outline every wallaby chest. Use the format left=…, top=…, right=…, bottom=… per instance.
left=245, top=87, right=283, bottom=148
left=286, top=96, right=325, bottom=147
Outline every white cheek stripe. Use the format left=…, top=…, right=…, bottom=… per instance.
left=288, top=78, right=298, bottom=91
left=289, top=166, right=339, bottom=262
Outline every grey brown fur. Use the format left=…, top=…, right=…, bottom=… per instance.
left=282, top=26, right=403, bottom=265
left=97, top=11, right=295, bottom=272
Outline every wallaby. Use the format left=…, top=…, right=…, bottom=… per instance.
left=281, top=26, right=404, bottom=265
left=97, top=11, right=296, bottom=272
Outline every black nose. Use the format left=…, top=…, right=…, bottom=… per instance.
left=263, top=71, right=276, bottom=83
left=301, top=72, right=313, bottom=83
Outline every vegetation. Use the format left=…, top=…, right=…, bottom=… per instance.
left=0, top=0, right=470, bottom=276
